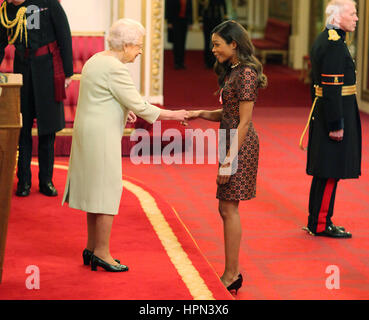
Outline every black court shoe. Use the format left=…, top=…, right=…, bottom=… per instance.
left=83, top=249, right=120, bottom=265
left=90, top=254, right=129, bottom=272
left=226, top=274, right=243, bottom=295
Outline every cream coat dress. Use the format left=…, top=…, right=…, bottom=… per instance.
left=62, top=53, right=161, bottom=215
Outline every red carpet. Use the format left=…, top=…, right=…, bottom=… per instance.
left=163, top=50, right=311, bottom=109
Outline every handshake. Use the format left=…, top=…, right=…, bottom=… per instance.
left=173, top=110, right=202, bottom=126
left=127, top=109, right=203, bottom=125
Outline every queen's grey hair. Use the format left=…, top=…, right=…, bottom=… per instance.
left=107, top=18, right=145, bottom=51
left=325, top=0, right=356, bottom=26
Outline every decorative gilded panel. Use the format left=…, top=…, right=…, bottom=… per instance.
left=362, top=0, right=369, bottom=101
left=150, top=0, right=163, bottom=97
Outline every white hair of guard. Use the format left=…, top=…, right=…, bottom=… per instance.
left=325, top=0, right=356, bottom=26
left=107, top=18, right=145, bottom=50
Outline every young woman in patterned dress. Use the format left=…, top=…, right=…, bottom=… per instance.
left=188, top=20, right=267, bottom=293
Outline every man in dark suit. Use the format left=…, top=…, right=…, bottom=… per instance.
left=304, top=0, right=361, bottom=238
left=165, top=0, right=193, bottom=69
left=0, top=0, right=73, bottom=197
left=200, top=0, right=227, bottom=69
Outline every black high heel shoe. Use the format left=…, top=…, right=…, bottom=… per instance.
left=83, top=249, right=120, bottom=265
left=90, top=254, right=129, bottom=272
left=226, top=274, right=243, bottom=295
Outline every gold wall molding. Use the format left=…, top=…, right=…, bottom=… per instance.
left=141, top=0, right=147, bottom=95
left=362, top=0, right=369, bottom=102
left=150, top=0, right=163, bottom=97
left=118, top=0, right=125, bottom=19
left=110, top=0, right=114, bottom=25
left=192, top=0, right=199, bottom=25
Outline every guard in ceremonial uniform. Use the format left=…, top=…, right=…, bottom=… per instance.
left=0, top=0, right=73, bottom=196
left=300, top=0, right=361, bottom=238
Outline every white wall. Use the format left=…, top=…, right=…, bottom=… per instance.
left=61, top=0, right=111, bottom=34
left=122, top=0, right=143, bottom=93
left=289, top=0, right=310, bottom=69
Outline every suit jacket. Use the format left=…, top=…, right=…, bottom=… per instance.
left=165, top=0, right=193, bottom=24
left=307, top=28, right=362, bottom=179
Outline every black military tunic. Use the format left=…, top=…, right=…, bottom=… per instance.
left=0, top=0, right=73, bottom=135
left=307, top=27, right=362, bottom=179
left=0, top=0, right=73, bottom=191
left=305, top=27, right=362, bottom=236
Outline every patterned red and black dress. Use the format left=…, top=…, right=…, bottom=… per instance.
left=216, top=65, right=259, bottom=201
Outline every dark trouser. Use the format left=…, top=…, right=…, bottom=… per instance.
left=203, top=23, right=215, bottom=68
left=17, top=69, right=56, bottom=186
left=172, top=18, right=189, bottom=67
left=17, top=127, right=55, bottom=186
left=308, top=176, right=339, bottom=233
left=203, top=18, right=221, bottom=68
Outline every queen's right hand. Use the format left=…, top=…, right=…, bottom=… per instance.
left=187, top=110, right=201, bottom=120
left=172, top=109, right=189, bottom=122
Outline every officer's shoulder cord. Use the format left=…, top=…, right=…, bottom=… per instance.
left=0, top=1, right=28, bottom=47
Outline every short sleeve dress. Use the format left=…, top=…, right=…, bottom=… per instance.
left=216, top=65, right=259, bottom=201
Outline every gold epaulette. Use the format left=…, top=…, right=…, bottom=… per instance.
left=328, top=29, right=341, bottom=41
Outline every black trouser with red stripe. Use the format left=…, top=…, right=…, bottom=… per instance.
left=308, top=177, right=339, bottom=233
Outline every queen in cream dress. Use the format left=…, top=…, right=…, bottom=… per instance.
left=62, top=18, right=188, bottom=272
left=62, top=53, right=161, bottom=215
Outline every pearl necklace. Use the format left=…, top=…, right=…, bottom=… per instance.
left=231, top=61, right=240, bottom=69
